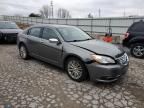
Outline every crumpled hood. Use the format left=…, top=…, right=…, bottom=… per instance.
left=0, top=29, right=23, bottom=34
left=70, top=39, right=124, bottom=58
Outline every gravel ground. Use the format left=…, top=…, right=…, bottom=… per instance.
left=0, top=44, right=144, bottom=108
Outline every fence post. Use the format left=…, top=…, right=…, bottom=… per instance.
left=42, top=18, right=43, bottom=24
left=27, top=17, right=28, bottom=25
left=18, top=16, right=20, bottom=24
left=66, top=18, right=68, bottom=25
left=31, top=17, right=32, bottom=24
left=108, top=18, right=112, bottom=34
left=133, top=18, right=135, bottom=23
left=22, top=17, right=24, bottom=24
left=57, top=19, right=59, bottom=24
left=36, top=17, right=38, bottom=24
left=11, top=16, right=12, bottom=21
left=91, top=18, right=93, bottom=36
left=76, top=19, right=79, bottom=27
left=49, top=18, right=51, bottom=24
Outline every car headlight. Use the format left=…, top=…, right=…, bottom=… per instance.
left=91, top=55, right=116, bottom=64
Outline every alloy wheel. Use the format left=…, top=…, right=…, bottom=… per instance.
left=133, top=45, right=144, bottom=57
left=67, top=60, right=83, bottom=80
left=19, top=46, right=27, bottom=59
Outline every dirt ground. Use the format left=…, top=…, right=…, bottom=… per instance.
left=0, top=44, right=144, bottom=108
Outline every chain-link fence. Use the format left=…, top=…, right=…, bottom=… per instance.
left=1, top=15, right=144, bottom=36
left=0, top=16, right=4, bottom=21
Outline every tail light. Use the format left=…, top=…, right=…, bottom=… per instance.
left=124, top=32, right=129, bottom=38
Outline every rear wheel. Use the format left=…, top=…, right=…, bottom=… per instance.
left=65, top=57, right=88, bottom=82
left=19, top=44, right=29, bottom=60
left=131, top=43, right=144, bottom=58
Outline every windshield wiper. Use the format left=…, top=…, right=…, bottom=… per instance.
left=6, top=28, right=17, bottom=29
left=67, top=38, right=93, bottom=42
left=67, top=40, right=82, bottom=42
left=84, top=38, right=93, bottom=40
left=79, top=38, right=93, bottom=41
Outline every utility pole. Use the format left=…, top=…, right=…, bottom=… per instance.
left=51, top=0, right=53, bottom=18
left=98, top=8, right=101, bottom=17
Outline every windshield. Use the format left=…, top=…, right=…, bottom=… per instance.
left=57, top=26, right=92, bottom=42
left=0, top=22, right=18, bottom=29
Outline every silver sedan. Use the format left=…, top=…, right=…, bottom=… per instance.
left=17, top=24, right=129, bottom=82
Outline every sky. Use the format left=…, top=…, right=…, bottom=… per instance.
left=0, top=0, right=144, bottom=18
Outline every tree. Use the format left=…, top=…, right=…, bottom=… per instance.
left=57, top=8, right=71, bottom=18
left=29, top=13, right=41, bottom=17
left=39, top=5, right=52, bottom=18
left=88, top=13, right=93, bottom=18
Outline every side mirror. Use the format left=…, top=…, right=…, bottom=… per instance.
left=49, top=38, right=59, bottom=44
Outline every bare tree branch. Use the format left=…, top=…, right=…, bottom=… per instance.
left=57, top=8, right=71, bottom=18
left=40, top=5, right=51, bottom=18
left=88, top=13, right=93, bottom=18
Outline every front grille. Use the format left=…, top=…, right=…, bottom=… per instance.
left=116, top=53, right=129, bottom=65
left=0, top=33, right=2, bottom=39
left=3, top=33, right=18, bottom=37
left=1, top=33, right=18, bottom=42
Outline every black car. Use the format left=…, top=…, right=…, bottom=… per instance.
left=123, top=20, right=144, bottom=58
left=0, top=21, right=22, bottom=43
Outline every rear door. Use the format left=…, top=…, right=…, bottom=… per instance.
left=39, top=27, right=62, bottom=64
left=27, top=27, right=42, bottom=57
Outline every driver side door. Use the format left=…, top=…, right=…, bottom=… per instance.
left=39, top=27, right=62, bottom=65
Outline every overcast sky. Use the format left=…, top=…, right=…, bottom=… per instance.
left=0, top=0, right=144, bottom=18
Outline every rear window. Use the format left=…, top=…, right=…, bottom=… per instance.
left=128, top=21, right=144, bottom=32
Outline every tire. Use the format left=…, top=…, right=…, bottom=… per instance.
left=130, top=43, right=144, bottom=58
left=19, top=44, right=29, bottom=60
left=65, top=57, right=89, bottom=82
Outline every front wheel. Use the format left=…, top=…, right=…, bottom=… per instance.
left=131, top=43, right=144, bottom=58
left=65, top=57, right=89, bottom=82
left=19, top=45, right=29, bottom=60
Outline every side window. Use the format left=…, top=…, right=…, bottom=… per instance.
left=28, top=28, right=41, bottom=37
left=128, top=22, right=144, bottom=32
left=42, top=28, right=58, bottom=40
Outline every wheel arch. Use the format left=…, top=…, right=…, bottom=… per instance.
left=18, top=42, right=27, bottom=49
left=18, top=42, right=29, bottom=54
left=63, top=54, right=86, bottom=69
left=63, top=54, right=90, bottom=80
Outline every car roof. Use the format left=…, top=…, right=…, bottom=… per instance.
left=32, top=24, right=75, bottom=29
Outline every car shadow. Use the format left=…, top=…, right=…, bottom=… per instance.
left=29, top=56, right=64, bottom=73
left=0, top=41, right=17, bottom=45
